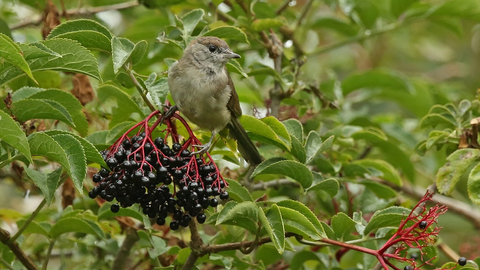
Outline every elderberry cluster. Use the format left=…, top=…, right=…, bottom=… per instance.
left=88, top=132, right=229, bottom=230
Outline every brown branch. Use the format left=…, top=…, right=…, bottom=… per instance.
left=10, top=1, right=139, bottom=30
left=0, top=228, right=39, bottom=270
left=182, top=221, right=204, bottom=270
left=111, top=227, right=140, bottom=270
left=268, top=31, right=283, bottom=117
left=276, top=0, right=293, bottom=15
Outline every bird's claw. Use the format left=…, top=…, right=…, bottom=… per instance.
left=191, top=143, right=211, bottom=156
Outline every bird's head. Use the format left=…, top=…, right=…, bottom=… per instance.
left=185, top=36, right=240, bottom=68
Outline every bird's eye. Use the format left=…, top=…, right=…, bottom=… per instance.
left=208, top=45, right=217, bottom=52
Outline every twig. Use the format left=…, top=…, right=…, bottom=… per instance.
left=383, top=180, right=480, bottom=229
left=0, top=228, right=39, bottom=270
left=9, top=198, right=46, bottom=243
left=276, top=0, right=292, bottom=15
left=10, top=1, right=139, bottom=30
left=437, top=242, right=460, bottom=262
left=293, top=0, right=314, bottom=29
left=42, top=239, right=56, bottom=270
left=182, top=221, right=204, bottom=270
left=124, top=65, right=157, bottom=113
left=0, top=256, right=16, bottom=270
left=268, top=31, right=283, bottom=117
left=111, top=227, right=140, bottom=270
left=201, top=232, right=297, bottom=254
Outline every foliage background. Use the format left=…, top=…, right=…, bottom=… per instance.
left=1, top=0, right=480, bottom=269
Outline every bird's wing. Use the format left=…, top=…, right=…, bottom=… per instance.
left=225, top=67, right=242, bottom=117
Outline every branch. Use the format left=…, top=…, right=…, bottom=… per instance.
left=268, top=31, right=284, bottom=117
left=182, top=221, right=204, bottom=270
left=111, top=227, right=140, bottom=270
left=10, top=198, right=46, bottom=243
left=384, top=181, right=480, bottom=229
left=10, top=1, right=139, bottom=30
left=41, top=240, right=55, bottom=270
left=125, top=66, right=157, bottom=113
left=251, top=179, right=300, bottom=191
left=0, top=228, right=39, bottom=270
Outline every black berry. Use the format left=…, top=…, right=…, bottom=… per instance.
left=111, top=203, right=120, bottom=213
left=458, top=257, right=467, bottom=266
left=419, top=221, right=427, bottom=230
left=197, top=213, right=206, bottom=224
left=170, top=220, right=180, bottom=230
left=404, top=266, right=413, bottom=270
left=219, top=191, right=229, bottom=200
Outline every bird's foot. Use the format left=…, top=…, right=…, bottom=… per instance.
left=192, top=142, right=211, bottom=156
left=159, top=105, right=178, bottom=124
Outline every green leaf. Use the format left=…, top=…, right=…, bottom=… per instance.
left=306, top=178, right=339, bottom=197
left=251, top=18, right=283, bottom=31
left=353, top=159, right=402, bottom=186
left=111, top=37, right=135, bottom=74
left=259, top=205, right=284, bottom=254
left=428, top=0, right=480, bottom=21
left=390, top=0, right=418, bottom=18
left=203, top=26, right=249, bottom=44
left=106, top=121, right=138, bottom=144
left=0, top=33, right=36, bottom=82
left=225, top=178, right=253, bottom=202
left=364, top=206, right=410, bottom=235
left=49, top=217, right=105, bottom=239
left=226, top=60, right=248, bottom=78
left=12, top=99, right=76, bottom=128
left=0, top=110, right=32, bottom=163
left=331, top=212, right=356, bottom=240
left=352, top=0, right=379, bottom=28
left=312, top=17, right=358, bottom=36
left=305, top=134, right=334, bottom=164
left=181, top=9, right=205, bottom=37
left=44, top=130, right=107, bottom=167
left=290, top=250, right=326, bottom=270
left=97, top=84, right=145, bottom=128
left=29, top=132, right=70, bottom=170
left=240, top=115, right=291, bottom=151
left=148, top=235, right=169, bottom=258
left=50, top=134, right=86, bottom=193
left=289, top=135, right=306, bottom=163
left=359, top=180, right=397, bottom=199
left=283, top=118, right=304, bottom=142
left=216, top=201, right=259, bottom=234
left=98, top=203, right=144, bottom=222
left=341, top=69, right=413, bottom=95
left=145, top=74, right=169, bottom=109
left=277, top=200, right=325, bottom=237
left=468, top=162, right=480, bottom=205
left=252, top=159, right=313, bottom=189
left=128, top=40, right=148, bottom=66
left=26, top=88, right=88, bottom=136
left=437, top=149, right=480, bottom=195
left=16, top=219, right=49, bottom=237
left=47, top=19, right=113, bottom=52
left=278, top=206, right=321, bottom=240
left=0, top=39, right=100, bottom=85
left=24, top=167, right=63, bottom=205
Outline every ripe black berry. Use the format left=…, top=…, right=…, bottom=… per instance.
left=88, top=189, right=97, bottom=199
left=458, top=257, right=467, bottom=266
left=106, top=157, right=118, bottom=169
left=92, top=173, right=102, bottom=183
left=170, top=220, right=180, bottom=230
left=210, top=198, right=218, bottom=207
left=111, top=203, right=120, bottom=213
left=219, top=191, right=229, bottom=201
left=156, top=218, right=166, bottom=225
left=197, top=213, right=206, bottom=224
left=172, top=142, right=182, bottom=152
left=180, top=214, right=192, bottom=227
left=154, top=137, right=164, bottom=148
left=404, top=266, right=413, bottom=270
left=419, top=221, right=427, bottom=230
left=99, top=168, right=110, bottom=177
left=173, top=210, right=183, bottom=220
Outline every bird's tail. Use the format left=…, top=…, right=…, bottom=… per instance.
left=227, top=117, right=263, bottom=166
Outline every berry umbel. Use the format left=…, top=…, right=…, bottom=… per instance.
left=89, top=110, right=229, bottom=230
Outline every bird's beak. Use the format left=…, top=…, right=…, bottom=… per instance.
left=225, top=51, right=241, bottom=59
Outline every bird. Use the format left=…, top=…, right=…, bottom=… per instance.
left=165, top=36, right=262, bottom=165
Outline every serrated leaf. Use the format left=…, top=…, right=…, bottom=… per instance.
left=12, top=99, right=76, bottom=128
left=128, top=40, right=148, bottom=66
left=278, top=206, right=320, bottom=240
left=16, top=219, right=49, bottom=237
left=181, top=9, right=205, bottom=37
left=0, top=33, right=36, bottom=82
left=44, top=130, right=107, bottom=168
left=359, top=180, right=397, bottom=199
left=239, top=116, right=286, bottom=150
left=252, top=159, right=312, bottom=188
left=49, top=217, right=104, bottom=239
left=216, top=201, right=259, bottom=234
left=306, top=178, right=339, bottom=197
left=468, top=162, right=480, bottom=205
left=304, top=131, right=322, bottom=164
left=111, top=37, right=135, bottom=74
left=283, top=118, right=304, bottom=142
left=353, top=159, right=402, bottom=186
left=106, top=121, right=138, bottom=144
left=277, top=200, right=325, bottom=237
left=437, top=149, right=480, bottom=195
left=26, top=88, right=88, bottom=136
left=50, top=134, right=86, bottom=193
left=145, top=73, right=169, bottom=109
left=29, top=132, right=70, bottom=170
left=251, top=18, right=283, bottom=31
left=98, top=202, right=144, bottom=222
left=364, top=206, right=411, bottom=235
left=24, top=167, right=63, bottom=205
left=289, top=135, right=306, bottom=163
left=203, top=26, right=249, bottom=44
left=0, top=39, right=100, bottom=85
left=225, top=178, right=253, bottom=202
left=97, top=84, right=145, bottom=128
left=0, top=110, right=32, bottom=163
left=226, top=60, right=248, bottom=78
left=331, top=212, right=356, bottom=240
left=259, top=205, right=284, bottom=254
left=48, top=19, right=112, bottom=40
